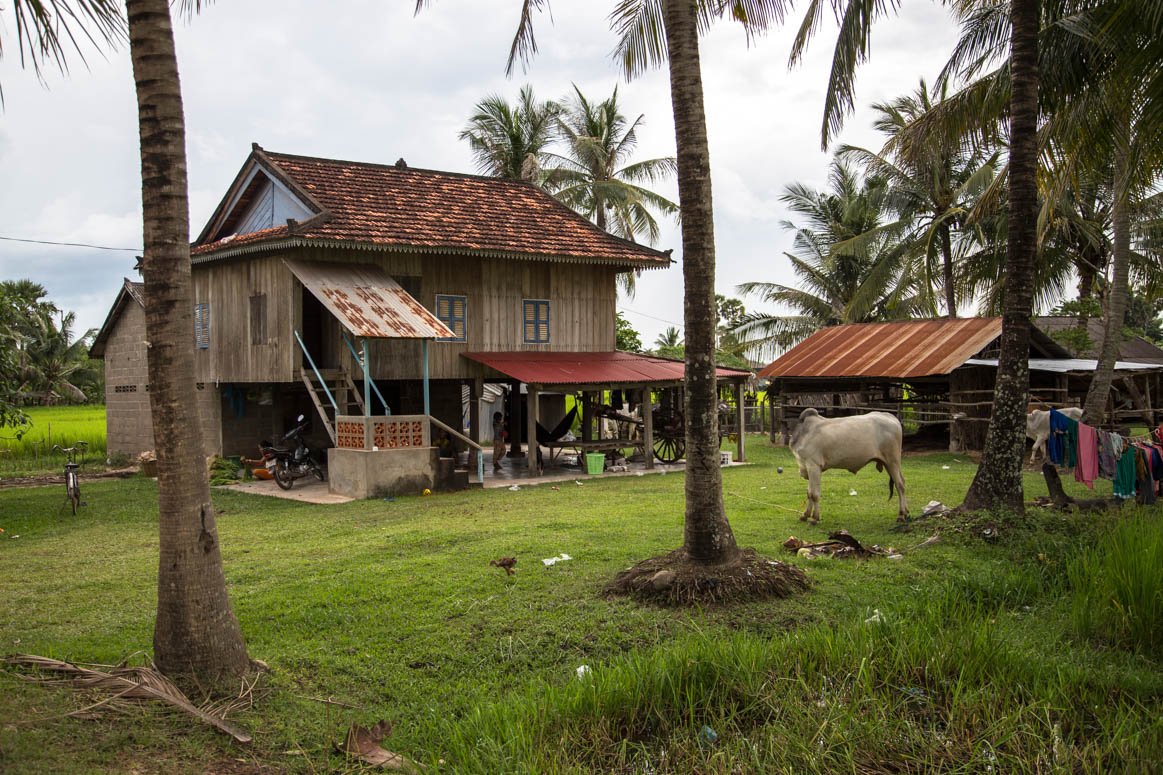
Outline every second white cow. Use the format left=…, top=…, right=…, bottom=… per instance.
left=789, top=408, right=908, bottom=524
left=1026, top=406, right=1083, bottom=464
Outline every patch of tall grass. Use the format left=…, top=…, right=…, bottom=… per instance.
left=0, top=405, right=106, bottom=462
left=426, top=571, right=1163, bottom=773
left=1068, top=514, right=1163, bottom=657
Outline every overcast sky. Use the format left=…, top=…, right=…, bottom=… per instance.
left=0, top=0, right=963, bottom=348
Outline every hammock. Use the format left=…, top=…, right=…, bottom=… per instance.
left=537, top=406, right=578, bottom=444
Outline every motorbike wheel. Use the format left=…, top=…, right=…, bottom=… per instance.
left=312, top=462, right=327, bottom=482
left=273, top=462, right=295, bottom=490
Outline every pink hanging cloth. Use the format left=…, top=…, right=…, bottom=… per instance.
left=1075, top=422, right=1099, bottom=489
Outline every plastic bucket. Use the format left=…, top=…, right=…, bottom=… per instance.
left=585, top=453, right=605, bottom=475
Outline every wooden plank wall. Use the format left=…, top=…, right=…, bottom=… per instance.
left=192, top=253, right=295, bottom=383
left=192, top=246, right=622, bottom=383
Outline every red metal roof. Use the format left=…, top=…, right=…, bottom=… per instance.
left=463, top=351, right=752, bottom=385
left=192, top=148, right=672, bottom=269
left=759, top=318, right=1004, bottom=379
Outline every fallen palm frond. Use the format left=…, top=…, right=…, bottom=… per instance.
left=2, top=653, right=254, bottom=743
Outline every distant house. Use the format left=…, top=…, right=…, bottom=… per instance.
left=91, top=145, right=749, bottom=494
left=1034, top=316, right=1163, bottom=365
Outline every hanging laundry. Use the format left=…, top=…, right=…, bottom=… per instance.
left=1113, top=447, right=1137, bottom=500
left=1096, top=431, right=1118, bottom=480
left=1075, top=423, right=1099, bottom=490
left=1135, top=447, right=1156, bottom=506
left=1049, top=408, right=1076, bottom=466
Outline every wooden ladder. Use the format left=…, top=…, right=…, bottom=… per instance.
left=300, top=368, right=364, bottom=444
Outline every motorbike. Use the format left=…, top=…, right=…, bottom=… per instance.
left=260, top=415, right=326, bottom=490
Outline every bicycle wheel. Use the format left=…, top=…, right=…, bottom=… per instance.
left=312, top=462, right=327, bottom=482
left=66, top=472, right=80, bottom=515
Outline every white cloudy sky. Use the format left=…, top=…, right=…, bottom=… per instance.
left=0, top=0, right=963, bottom=346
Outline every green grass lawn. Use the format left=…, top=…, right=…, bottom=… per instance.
left=0, top=405, right=108, bottom=476
left=1, top=440, right=1161, bottom=773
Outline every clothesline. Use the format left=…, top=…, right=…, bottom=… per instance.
left=1046, top=408, right=1162, bottom=501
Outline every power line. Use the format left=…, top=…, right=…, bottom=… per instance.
left=618, top=302, right=679, bottom=328
left=0, top=235, right=141, bottom=252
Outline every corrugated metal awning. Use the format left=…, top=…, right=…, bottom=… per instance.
left=284, top=258, right=453, bottom=339
left=964, top=358, right=1163, bottom=373
left=462, top=351, right=752, bottom=386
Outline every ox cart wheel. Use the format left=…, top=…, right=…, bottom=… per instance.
left=652, top=407, right=685, bottom=464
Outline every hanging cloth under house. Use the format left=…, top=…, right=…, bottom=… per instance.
left=1113, top=447, right=1138, bottom=499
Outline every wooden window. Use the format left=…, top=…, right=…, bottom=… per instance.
left=250, top=294, right=268, bottom=345
left=436, top=295, right=467, bottom=342
left=194, top=303, right=210, bottom=349
left=523, top=299, right=550, bottom=344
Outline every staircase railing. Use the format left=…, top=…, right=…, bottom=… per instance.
left=428, top=414, right=484, bottom=484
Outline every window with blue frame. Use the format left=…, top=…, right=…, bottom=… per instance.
left=523, top=299, right=550, bottom=343
left=436, top=295, right=467, bottom=341
left=194, top=303, right=210, bottom=349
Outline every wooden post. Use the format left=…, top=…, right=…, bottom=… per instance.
left=527, top=384, right=539, bottom=477
left=361, top=338, right=371, bottom=418
left=421, top=339, right=430, bottom=417
left=582, top=391, right=593, bottom=443
left=508, top=381, right=522, bottom=457
left=468, top=378, right=482, bottom=471
left=735, top=380, right=746, bottom=463
left=642, top=385, right=654, bottom=470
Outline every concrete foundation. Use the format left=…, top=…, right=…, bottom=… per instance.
left=327, top=446, right=437, bottom=499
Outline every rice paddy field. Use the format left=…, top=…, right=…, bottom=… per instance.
left=0, top=405, right=107, bottom=475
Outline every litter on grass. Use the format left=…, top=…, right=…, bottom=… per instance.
left=849, top=489, right=857, bottom=496
left=865, top=609, right=884, bottom=624
left=783, top=531, right=893, bottom=559
left=543, top=553, right=572, bottom=566
left=507, top=485, right=520, bottom=491
left=942, top=465, right=951, bottom=470
left=336, top=720, right=425, bottom=773
left=576, top=665, right=592, bottom=679
left=921, top=500, right=950, bottom=517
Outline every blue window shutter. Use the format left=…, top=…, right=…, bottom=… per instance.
left=436, top=295, right=467, bottom=342
left=523, top=300, right=550, bottom=343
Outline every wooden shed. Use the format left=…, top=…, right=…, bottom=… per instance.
left=759, top=318, right=1163, bottom=452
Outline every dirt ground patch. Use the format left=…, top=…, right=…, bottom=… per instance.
left=607, top=547, right=810, bottom=605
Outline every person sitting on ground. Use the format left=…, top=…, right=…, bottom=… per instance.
left=492, top=411, right=507, bottom=472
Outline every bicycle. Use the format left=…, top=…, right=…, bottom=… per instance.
left=52, top=442, right=88, bottom=515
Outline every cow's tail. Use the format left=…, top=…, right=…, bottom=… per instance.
left=875, top=460, right=894, bottom=501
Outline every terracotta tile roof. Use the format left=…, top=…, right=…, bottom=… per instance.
left=192, top=149, right=672, bottom=268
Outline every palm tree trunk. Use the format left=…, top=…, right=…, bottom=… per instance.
left=1082, top=136, right=1131, bottom=426
left=662, top=0, right=740, bottom=565
left=959, top=0, right=1039, bottom=513
left=127, top=0, right=250, bottom=683
left=940, top=224, right=957, bottom=317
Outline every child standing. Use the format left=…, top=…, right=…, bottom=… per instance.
left=492, top=411, right=507, bottom=472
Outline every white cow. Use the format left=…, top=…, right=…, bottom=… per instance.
left=789, top=408, right=908, bottom=524
left=1026, top=406, right=1083, bottom=464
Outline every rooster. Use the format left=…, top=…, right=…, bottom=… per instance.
left=490, top=557, right=517, bottom=576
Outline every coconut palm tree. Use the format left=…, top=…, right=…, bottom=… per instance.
left=5, top=0, right=251, bottom=682
left=19, top=310, right=96, bottom=404
left=545, top=85, right=678, bottom=245
left=654, top=326, right=683, bottom=349
left=736, top=158, right=929, bottom=358
left=787, top=0, right=1043, bottom=512
left=544, top=85, right=678, bottom=296
left=459, top=85, right=560, bottom=182
left=837, top=80, right=999, bottom=318
left=419, top=0, right=793, bottom=570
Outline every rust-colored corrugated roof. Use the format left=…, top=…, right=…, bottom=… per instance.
left=192, top=148, right=672, bottom=269
left=759, top=318, right=1004, bottom=379
left=463, top=351, right=752, bottom=386
left=284, top=259, right=454, bottom=339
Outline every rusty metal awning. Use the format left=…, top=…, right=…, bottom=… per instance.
left=284, top=258, right=453, bottom=339
left=462, top=351, right=752, bottom=386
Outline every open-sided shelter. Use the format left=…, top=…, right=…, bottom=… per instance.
left=760, top=318, right=1163, bottom=450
